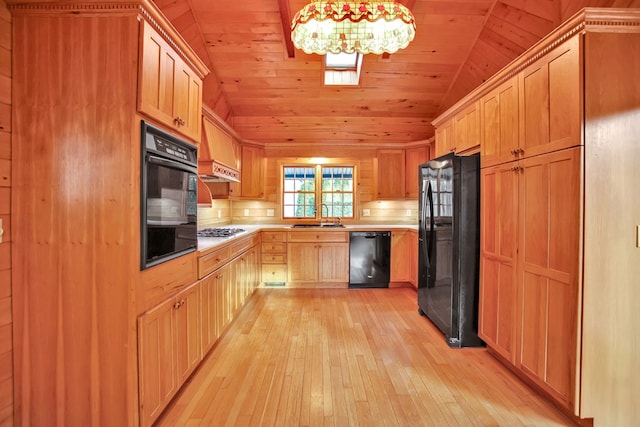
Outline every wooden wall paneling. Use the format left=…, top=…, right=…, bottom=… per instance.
left=0, top=0, right=10, bottom=424
left=581, top=30, right=640, bottom=425
left=11, top=10, right=140, bottom=426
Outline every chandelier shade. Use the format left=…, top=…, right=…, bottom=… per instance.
left=291, top=1, right=416, bottom=55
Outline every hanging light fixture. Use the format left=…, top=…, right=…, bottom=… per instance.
left=291, top=1, right=416, bottom=55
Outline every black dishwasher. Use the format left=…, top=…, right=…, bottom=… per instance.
left=349, top=231, right=391, bottom=288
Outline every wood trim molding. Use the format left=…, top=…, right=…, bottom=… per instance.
left=431, top=7, right=640, bottom=127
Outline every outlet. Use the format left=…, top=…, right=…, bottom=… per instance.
left=406, top=209, right=412, bottom=216
left=217, top=209, right=222, bottom=219
left=267, top=209, right=275, bottom=217
left=362, top=209, right=370, bottom=217
left=243, top=209, right=250, bottom=217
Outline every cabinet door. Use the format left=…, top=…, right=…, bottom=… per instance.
left=519, top=36, right=580, bottom=159
left=318, top=243, right=348, bottom=282
left=454, top=101, right=480, bottom=153
left=405, top=145, right=430, bottom=198
left=481, top=76, right=519, bottom=167
left=517, top=147, right=581, bottom=408
left=375, top=149, right=406, bottom=199
left=216, top=264, right=230, bottom=334
left=175, top=283, right=202, bottom=384
left=434, top=118, right=453, bottom=158
left=478, top=163, right=518, bottom=362
left=139, top=21, right=202, bottom=141
left=241, top=145, right=265, bottom=199
left=288, top=243, right=319, bottom=282
left=390, top=230, right=409, bottom=282
left=138, top=297, right=178, bottom=427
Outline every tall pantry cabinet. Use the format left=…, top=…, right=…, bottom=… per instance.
left=432, top=8, right=640, bottom=426
left=8, top=1, right=208, bottom=426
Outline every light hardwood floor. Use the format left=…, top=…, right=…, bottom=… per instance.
left=156, top=287, right=576, bottom=426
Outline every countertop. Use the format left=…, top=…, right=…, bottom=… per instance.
left=197, top=224, right=418, bottom=255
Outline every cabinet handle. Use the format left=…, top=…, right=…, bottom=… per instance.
left=517, top=148, right=525, bottom=155
left=510, top=149, right=518, bottom=155
left=173, top=301, right=181, bottom=309
left=174, top=116, right=185, bottom=126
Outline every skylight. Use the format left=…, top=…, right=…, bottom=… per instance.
left=323, top=52, right=363, bottom=86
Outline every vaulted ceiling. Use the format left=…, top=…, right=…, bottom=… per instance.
left=154, top=0, right=638, bottom=145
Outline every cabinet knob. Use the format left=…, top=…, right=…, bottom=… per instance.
left=173, top=116, right=185, bottom=126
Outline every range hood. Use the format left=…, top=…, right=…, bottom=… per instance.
left=198, top=110, right=240, bottom=183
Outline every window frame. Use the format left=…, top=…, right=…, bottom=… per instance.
left=281, top=162, right=356, bottom=222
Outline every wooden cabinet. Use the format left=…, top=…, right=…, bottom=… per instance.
left=200, top=264, right=229, bottom=355
left=375, top=149, right=405, bottom=199
left=138, top=20, right=203, bottom=142
left=240, top=144, right=265, bottom=199
left=408, top=230, right=418, bottom=288
left=434, top=117, right=454, bottom=157
left=287, top=231, right=348, bottom=285
left=434, top=102, right=480, bottom=158
left=390, top=230, right=410, bottom=283
left=519, top=36, right=580, bottom=160
left=479, top=162, right=519, bottom=362
left=480, top=76, right=519, bottom=168
left=261, top=231, right=287, bottom=284
left=517, top=148, right=581, bottom=406
left=138, top=281, right=202, bottom=427
left=404, top=145, right=430, bottom=198
left=453, top=101, right=480, bottom=153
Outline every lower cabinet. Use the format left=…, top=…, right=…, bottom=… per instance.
left=287, top=231, right=348, bottom=285
left=138, top=281, right=202, bottom=427
left=138, top=234, right=261, bottom=427
left=479, top=147, right=581, bottom=411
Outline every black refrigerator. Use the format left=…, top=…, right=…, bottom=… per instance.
left=418, top=152, right=483, bottom=348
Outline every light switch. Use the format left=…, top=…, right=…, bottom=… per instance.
left=244, top=209, right=250, bottom=217
left=362, top=209, right=370, bottom=217
left=267, top=209, right=275, bottom=217
left=406, top=209, right=412, bottom=216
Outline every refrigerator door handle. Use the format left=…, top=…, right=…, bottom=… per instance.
left=427, top=180, right=434, bottom=262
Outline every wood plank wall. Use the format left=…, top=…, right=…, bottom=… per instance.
left=0, top=1, right=11, bottom=425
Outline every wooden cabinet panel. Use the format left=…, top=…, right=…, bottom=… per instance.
left=138, top=281, right=202, bottom=427
left=175, top=283, right=202, bottom=384
left=390, top=230, right=409, bottom=283
left=478, top=164, right=518, bottom=362
left=434, top=118, right=454, bottom=158
left=454, top=101, right=480, bottom=153
left=261, top=231, right=287, bottom=284
left=519, top=37, right=580, bottom=159
left=138, top=297, right=177, bottom=427
left=517, top=148, right=580, bottom=407
left=375, top=149, right=405, bottom=199
left=138, top=20, right=202, bottom=142
left=405, top=145, right=430, bottom=198
left=287, top=243, right=319, bottom=282
left=318, top=243, right=348, bottom=282
left=480, top=76, right=519, bottom=168
left=240, top=145, right=265, bottom=199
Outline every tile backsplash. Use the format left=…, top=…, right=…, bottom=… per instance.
left=198, top=199, right=418, bottom=227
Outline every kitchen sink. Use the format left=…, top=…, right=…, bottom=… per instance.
left=290, top=223, right=345, bottom=228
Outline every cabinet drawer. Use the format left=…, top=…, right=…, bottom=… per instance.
left=262, top=243, right=286, bottom=253
left=262, top=264, right=287, bottom=283
left=198, top=247, right=230, bottom=279
left=229, top=237, right=252, bottom=259
left=262, top=254, right=286, bottom=264
left=262, top=231, right=286, bottom=243
left=287, top=231, right=348, bottom=243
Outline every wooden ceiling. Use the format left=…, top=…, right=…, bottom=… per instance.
left=153, top=0, right=638, bottom=146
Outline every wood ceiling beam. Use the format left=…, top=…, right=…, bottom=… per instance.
left=278, top=0, right=296, bottom=58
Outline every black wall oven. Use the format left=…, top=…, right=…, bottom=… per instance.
left=141, top=121, right=198, bottom=269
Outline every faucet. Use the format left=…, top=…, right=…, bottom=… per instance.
left=318, top=203, right=329, bottom=224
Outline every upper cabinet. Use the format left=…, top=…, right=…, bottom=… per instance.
left=480, top=76, right=519, bottom=167
left=374, top=149, right=405, bottom=200
left=375, top=146, right=430, bottom=200
left=434, top=101, right=480, bottom=158
left=239, top=144, right=266, bottom=199
left=405, top=145, right=430, bottom=199
left=138, top=20, right=203, bottom=142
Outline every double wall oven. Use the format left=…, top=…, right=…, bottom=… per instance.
left=140, top=121, right=198, bottom=269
